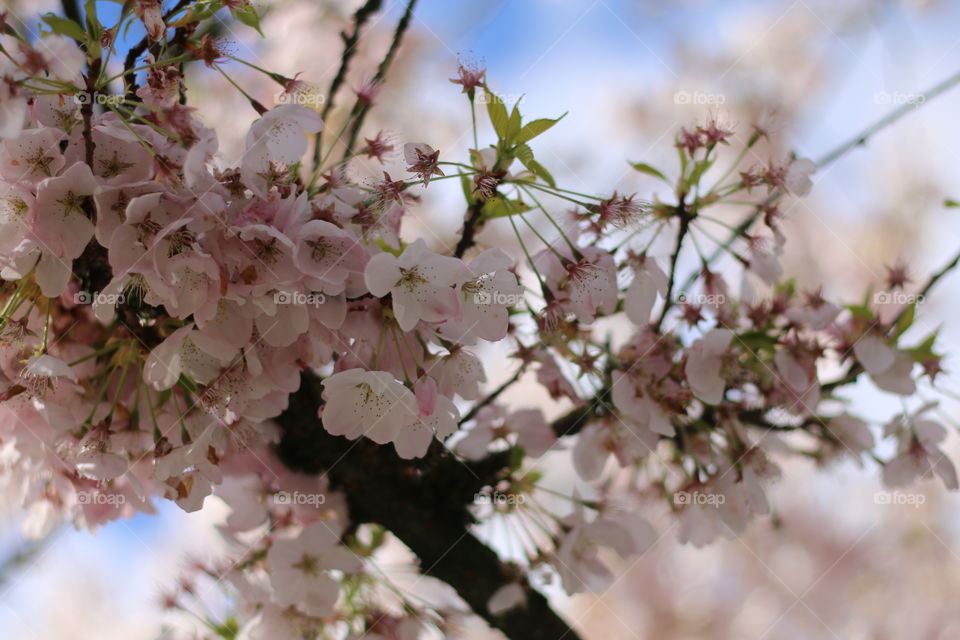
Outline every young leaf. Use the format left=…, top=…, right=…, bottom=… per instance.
left=485, top=90, right=509, bottom=141
left=514, top=115, right=565, bottom=144
left=893, top=302, right=917, bottom=338
left=233, top=4, right=265, bottom=36
left=482, top=196, right=531, bottom=219
left=40, top=13, right=86, bottom=41
left=629, top=161, right=669, bottom=183
left=507, top=101, right=523, bottom=143
left=514, top=142, right=535, bottom=166
left=459, top=172, right=475, bottom=205
left=526, top=159, right=556, bottom=187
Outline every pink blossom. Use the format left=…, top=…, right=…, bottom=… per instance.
left=364, top=239, right=469, bottom=331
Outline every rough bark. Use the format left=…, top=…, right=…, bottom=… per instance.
left=275, top=371, right=582, bottom=640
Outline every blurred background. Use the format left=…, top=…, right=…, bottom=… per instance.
left=3, top=0, right=960, bottom=637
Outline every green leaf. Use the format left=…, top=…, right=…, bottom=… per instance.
left=84, top=0, right=101, bottom=33
left=40, top=13, right=86, bottom=41
left=513, top=143, right=556, bottom=187
left=83, top=0, right=102, bottom=58
left=945, top=198, right=960, bottom=208
left=893, top=302, right=916, bottom=338
left=506, top=101, right=522, bottom=143
left=845, top=303, right=874, bottom=321
left=485, top=89, right=509, bottom=140
left=687, top=158, right=714, bottom=188
left=482, top=196, right=531, bottom=219
left=170, top=1, right=223, bottom=28
left=907, top=331, right=940, bottom=361
left=735, top=330, right=776, bottom=352
left=514, top=142, right=535, bottom=165
left=459, top=171, right=475, bottom=205
left=526, top=159, right=556, bottom=187
left=514, top=115, right=564, bottom=144
left=232, top=4, right=264, bottom=36
left=629, top=161, right=669, bottom=183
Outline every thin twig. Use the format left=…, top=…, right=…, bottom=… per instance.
left=340, top=0, right=418, bottom=160
left=459, top=364, right=527, bottom=425
left=312, top=0, right=383, bottom=169
left=680, top=66, right=960, bottom=294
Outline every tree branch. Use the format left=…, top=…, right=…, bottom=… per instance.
left=340, top=0, right=418, bottom=159
left=655, top=207, right=691, bottom=330
left=275, top=371, right=581, bottom=640
left=312, top=0, right=383, bottom=168
left=681, top=66, right=960, bottom=295
left=453, top=200, right=485, bottom=258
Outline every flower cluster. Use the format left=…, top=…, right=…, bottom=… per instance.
left=0, top=6, right=954, bottom=639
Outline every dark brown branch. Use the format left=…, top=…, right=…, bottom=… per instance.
left=123, top=0, right=191, bottom=96
left=275, top=371, right=581, bottom=640
left=453, top=200, right=485, bottom=258
left=655, top=207, right=691, bottom=330
left=60, top=0, right=83, bottom=29
left=80, top=57, right=101, bottom=168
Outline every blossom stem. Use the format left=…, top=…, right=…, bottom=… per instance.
left=213, top=64, right=266, bottom=114
left=506, top=213, right=548, bottom=295
left=519, top=184, right=579, bottom=256
left=223, top=55, right=287, bottom=84
left=389, top=325, right=413, bottom=382
left=98, top=53, right=191, bottom=89
left=458, top=363, right=528, bottom=425
left=523, top=182, right=594, bottom=208
left=470, top=98, right=479, bottom=150
left=40, top=298, right=51, bottom=352
left=67, top=342, right=122, bottom=367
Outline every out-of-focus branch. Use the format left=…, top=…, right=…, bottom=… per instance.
left=60, top=0, right=83, bottom=28
left=822, top=244, right=960, bottom=393
left=340, top=0, right=418, bottom=160
left=312, top=0, right=383, bottom=168
left=681, top=67, right=960, bottom=295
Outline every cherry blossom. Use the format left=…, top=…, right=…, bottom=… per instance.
left=364, top=239, right=469, bottom=331
left=320, top=368, right=418, bottom=444
left=0, top=8, right=954, bottom=636
left=266, top=520, right=362, bottom=616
